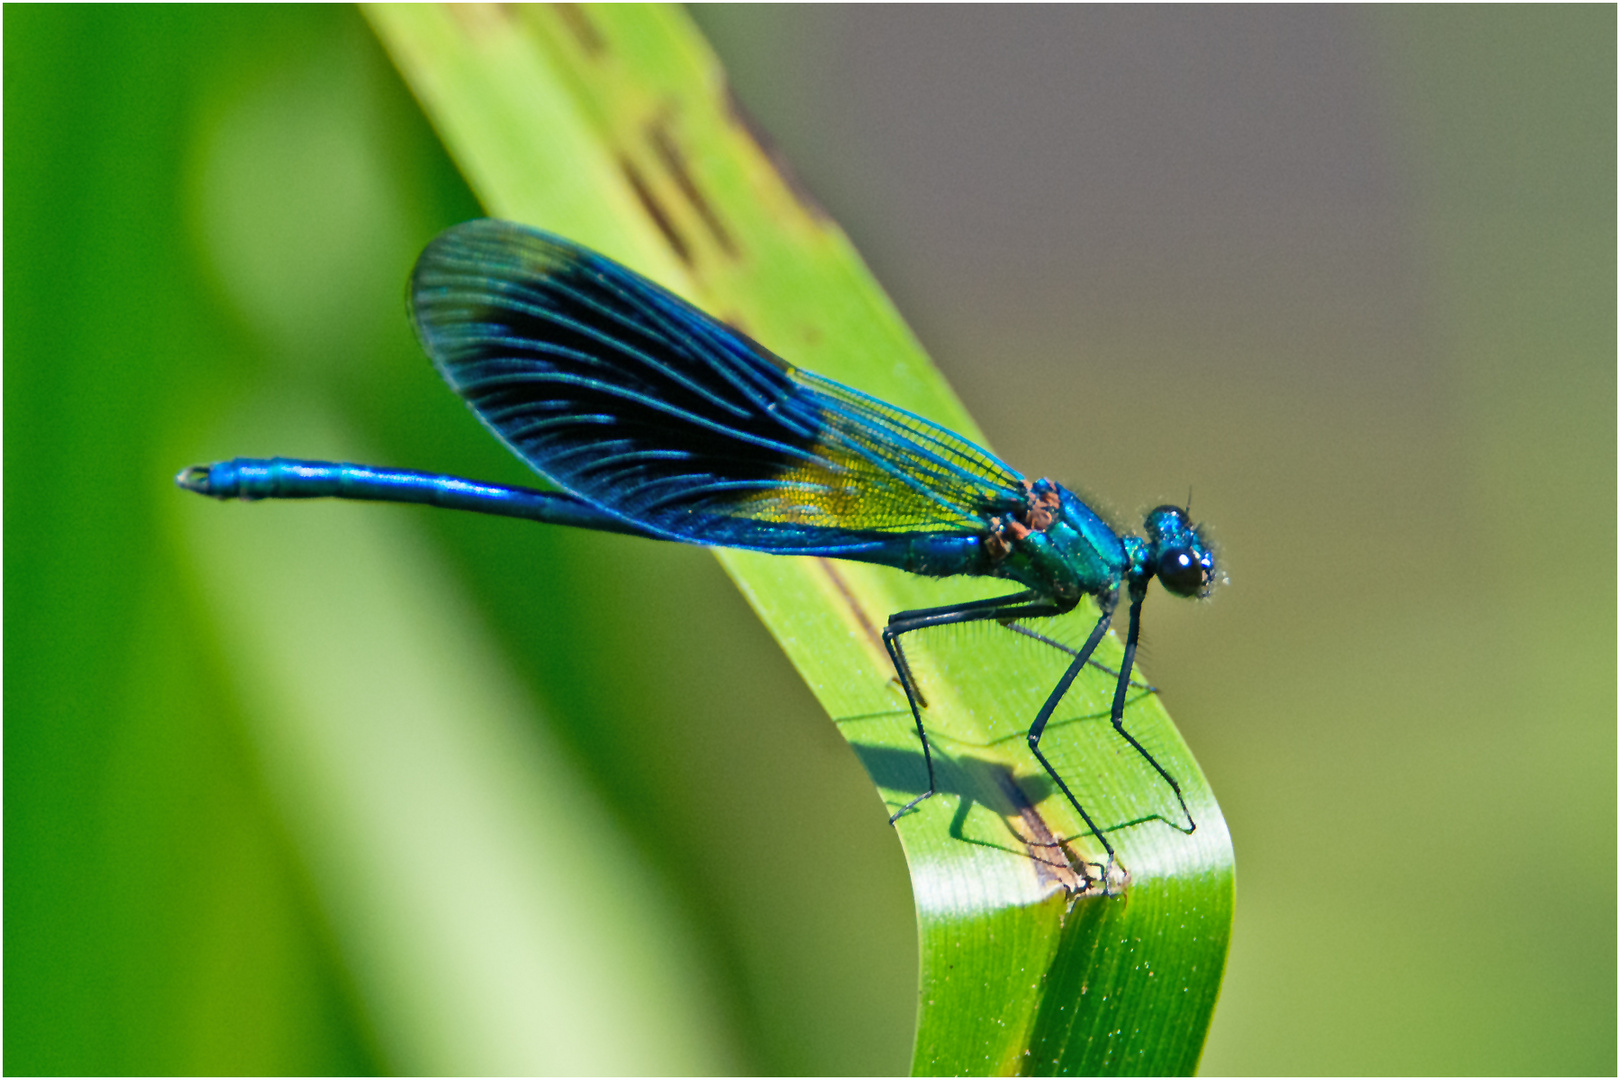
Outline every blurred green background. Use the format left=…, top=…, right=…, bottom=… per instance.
left=5, top=5, right=1612, bottom=1075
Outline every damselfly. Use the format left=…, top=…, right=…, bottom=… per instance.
left=178, top=219, right=1218, bottom=873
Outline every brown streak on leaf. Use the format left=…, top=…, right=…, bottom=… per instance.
left=618, top=155, right=691, bottom=267
left=815, top=557, right=884, bottom=653
left=990, top=767, right=1106, bottom=898
left=550, top=3, right=605, bottom=56
left=816, top=557, right=923, bottom=706
left=648, top=116, right=738, bottom=257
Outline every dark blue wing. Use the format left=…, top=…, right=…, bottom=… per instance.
left=409, top=219, right=1027, bottom=555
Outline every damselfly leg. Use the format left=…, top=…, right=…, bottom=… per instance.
left=882, top=587, right=1195, bottom=876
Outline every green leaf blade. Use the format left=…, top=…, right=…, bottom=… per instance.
left=365, top=4, right=1235, bottom=1073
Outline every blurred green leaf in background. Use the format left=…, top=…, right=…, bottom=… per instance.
left=6, top=5, right=1614, bottom=1076
left=8, top=5, right=917, bottom=1073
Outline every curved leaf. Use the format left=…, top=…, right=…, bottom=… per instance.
left=365, top=4, right=1235, bottom=1073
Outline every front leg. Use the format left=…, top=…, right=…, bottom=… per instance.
left=1108, top=584, right=1196, bottom=834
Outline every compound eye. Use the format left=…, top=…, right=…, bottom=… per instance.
left=1157, top=547, right=1209, bottom=597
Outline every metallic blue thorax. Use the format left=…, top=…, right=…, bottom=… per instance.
left=988, top=479, right=1128, bottom=602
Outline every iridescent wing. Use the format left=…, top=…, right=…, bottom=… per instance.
left=409, top=219, right=1028, bottom=555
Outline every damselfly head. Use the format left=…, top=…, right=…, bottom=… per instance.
left=1144, top=505, right=1217, bottom=599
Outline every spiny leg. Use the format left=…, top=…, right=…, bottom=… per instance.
left=1109, top=586, right=1196, bottom=834
left=881, top=591, right=1065, bottom=822
left=1026, top=595, right=1121, bottom=872
left=884, top=591, right=1049, bottom=708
